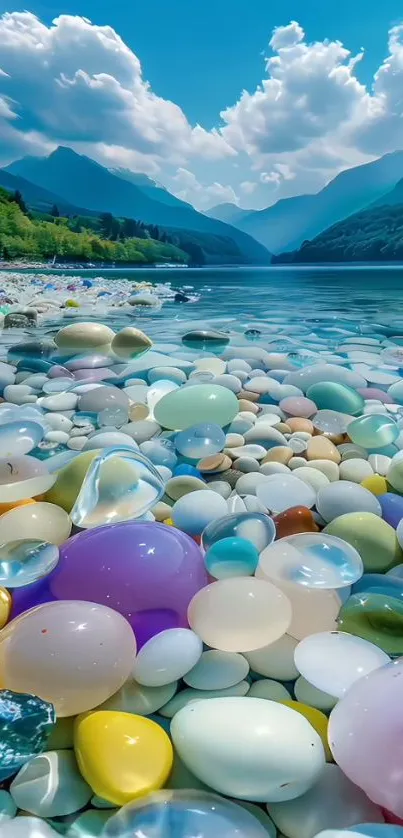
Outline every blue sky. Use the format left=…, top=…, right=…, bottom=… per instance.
left=0, top=0, right=402, bottom=210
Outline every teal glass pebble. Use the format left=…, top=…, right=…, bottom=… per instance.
left=154, top=384, right=239, bottom=430
left=0, top=540, right=59, bottom=588
left=0, top=790, right=16, bottom=823
left=175, top=423, right=226, bottom=459
left=202, top=512, right=276, bottom=553
left=348, top=414, right=399, bottom=449
left=0, top=690, right=56, bottom=781
left=306, top=382, right=364, bottom=415
left=205, top=537, right=260, bottom=579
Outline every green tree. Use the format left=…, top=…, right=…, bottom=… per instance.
left=12, top=190, right=28, bottom=215
left=51, top=204, right=60, bottom=218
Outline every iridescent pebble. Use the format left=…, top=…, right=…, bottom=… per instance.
left=291, top=467, right=330, bottom=492
left=306, top=436, right=341, bottom=463
left=256, top=474, right=316, bottom=513
left=279, top=396, right=317, bottom=418
left=262, top=447, right=293, bottom=465
left=172, top=489, right=228, bottom=535
left=316, top=481, right=382, bottom=523
left=10, top=750, right=92, bottom=817
left=339, top=459, right=374, bottom=482
left=159, top=682, right=250, bottom=718
left=183, top=650, right=249, bottom=690
left=324, top=512, right=403, bottom=572
left=248, top=680, right=292, bottom=701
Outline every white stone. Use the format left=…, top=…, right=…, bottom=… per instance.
left=339, top=458, right=374, bottom=483
left=38, top=393, right=78, bottom=411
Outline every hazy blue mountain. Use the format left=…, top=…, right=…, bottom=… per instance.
left=6, top=148, right=270, bottom=264
left=227, top=151, right=403, bottom=253
left=370, top=176, right=403, bottom=208
left=0, top=168, right=94, bottom=216
left=206, top=203, right=253, bottom=225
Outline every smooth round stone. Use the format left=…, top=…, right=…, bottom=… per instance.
left=279, top=396, right=317, bottom=418
left=284, top=364, right=367, bottom=393
left=306, top=436, right=341, bottom=463
left=226, top=444, right=266, bottom=461
left=120, top=420, right=161, bottom=443
left=159, top=683, right=250, bottom=718
left=175, top=423, right=226, bottom=459
left=132, top=629, right=203, bottom=687
left=155, top=384, right=238, bottom=430
left=294, top=676, right=337, bottom=712
left=197, top=453, right=231, bottom=473
left=201, top=511, right=276, bottom=552
left=111, top=327, right=152, bottom=359
left=338, top=443, right=369, bottom=461
left=312, top=410, right=352, bottom=436
left=290, top=467, right=329, bottom=492
left=294, top=631, right=390, bottom=698
left=205, top=480, right=232, bottom=499
left=182, top=329, right=229, bottom=347
left=324, top=512, right=403, bottom=572
left=338, top=592, right=403, bottom=654
left=273, top=506, right=319, bottom=538
left=141, top=440, right=177, bottom=469
left=194, top=357, right=227, bottom=376
left=10, top=750, right=92, bottom=817
left=45, top=430, right=69, bottom=444
left=204, top=537, right=259, bottom=578
left=339, top=458, right=374, bottom=482
left=248, top=680, right=291, bottom=701
left=267, top=763, right=384, bottom=838
left=0, top=539, right=59, bottom=587
left=184, top=650, right=249, bottom=690
left=378, top=493, right=403, bottom=527
left=83, top=432, right=138, bottom=451
left=280, top=700, right=331, bottom=761
left=316, top=481, right=382, bottom=523
left=213, top=374, right=242, bottom=393
left=38, top=393, right=78, bottom=411
left=55, top=323, right=115, bottom=352
left=386, top=455, right=403, bottom=492
left=171, top=697, right=325, bottom=802
left=348, top=414, right=399, bottom=449
left=244, top=634, right=299, bottom=680
left=3, top=385, right=36, bottom=405
left=98, top=677, right=177, bottom=716
left=0, top=421, right=43, bottom=457
left=65, top=354, right=114, bottom=371
left=0, top=454, right=55, bottom=501
left=306, top=382, right=365, bottom=416
left=0, top=817, right=60, bottom=836
left=79, top=386, right=130, bottom=414
left=75, top=711, right=173, bottom=806
left=0, top=501, right=71, bottom=546
left=262, top=446, right=293, bottom=464
left=244, top=426, right=288, bottom=447
left=258, top=532, right=363, bottom=589
left=256, top=474, right=316, bottom=513
left=188, top=577, right=291, bottom=653
left=172, top=490, right=228, bottom=535
left=165, top=476, right=207, bottom=501
left=233, top=456, right=260, bottom=473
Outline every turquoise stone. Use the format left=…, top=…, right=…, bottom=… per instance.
left=0, top=540, right=59, bottom=588
left=306, top=382, right=364, bottom=415
left=0, top=690, right=56, bottom=780
left=205, top=537, right=260, bottom=579
left=347, top=414, right=399, bottom=449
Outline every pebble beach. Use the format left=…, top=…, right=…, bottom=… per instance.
left=0, top=267, right=402, bottom=837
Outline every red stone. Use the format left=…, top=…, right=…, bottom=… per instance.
left=273, top=506, right=319, bottom=539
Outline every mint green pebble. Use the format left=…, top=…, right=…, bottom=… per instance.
left=0, top=791, right=16, bottom=823
left=306, top=382, right=364, bottom=416
left=154, top=384, right=239, bottom=430
left=347, top=414, right=399, bottom=449
left=66, top=809, right=115, bottom=837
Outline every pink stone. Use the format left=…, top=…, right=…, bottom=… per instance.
left=357, top=387, right=394, bottom=403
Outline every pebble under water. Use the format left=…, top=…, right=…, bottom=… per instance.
left=0, top=266, right=402, bottom=837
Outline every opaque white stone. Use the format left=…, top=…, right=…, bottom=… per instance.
left=294, top=631, right=390, bottom=698
left=339, top=458, right=374, bottom=482
left=132, top=628, right=203, bottom=687
left=244, top=634, right=299, bottom=681
left=257, top=474, right=316, bottom=513
left=159, top=682, right=250, bottom=718
left=294, top=677, right=337, bottom=712
left=316, top=481, right=382, bottom=523
left=248, top=680, right=292, bottom=701
left=184, top=650, right=249, bottom=690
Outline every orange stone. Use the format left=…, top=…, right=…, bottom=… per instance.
left=273, top=505, right=319, bottom=539
left=287, top=418, right=314, bottom=434
left=0, top=498, right=36, bottom=515
left=306, top=435, right=341, bottom=463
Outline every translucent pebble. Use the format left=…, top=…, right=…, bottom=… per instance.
left=204, top=537, right=260, bottom=578
left=171, top=697, right=325, bottom=801
left=0, top=455, right=55, bottom=501
left=184, top=650, right=249, bottom=690
left=306, top=381, right=365, bottom=415
left=0, top=817, right=60, bottom=837
left=83, top=432, right=139, bottom=451
left=140, top=439, right=177, bottom=469
left=0, top=502, right=71, bottom=546
left=10, top=749, right=92, bottom=818
left=103, top=790, right=270, bottom=838
left=284, top=364, right=367, bottom=393
left=188, top=577, right=291, bottom=652
left=339, top=458, right=374, bottom=482
left=312, top=410, right=352, bottom=435
left=132, top=629, right=203, bottom=687
left=244, top=634, right=299, bottom=680
left=256, top=474, right=316, bottom=513
left=0, top=539, right=59, bottom=587
left=0, top=421, right=43, bottom=457
left=294, top=631, right=390, bottom=698
left=172, top=490, right=228, bottom=536
left=98, top=406, right=129, bottom=427
left=267, top=763, right=384, bottom=838
left=348, top=414, right=399, bottom=449
left=258, top=532, right=363, bottom=589
left=0, top=601, right=136, bottom=717
left=154, top=384, right=239, bottom=430
left=79, top=386, right=130, bottom=414
left=316, top=481, right=382, bottom=523
left=279, top=396, right=317, bottom=418
left=202, top=511, right=276, bottom=552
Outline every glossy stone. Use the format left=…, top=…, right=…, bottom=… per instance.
left=378, top=493, right=403, bottom=528
left=316, top=481, right=382, bottom=523
left=202, top=511, right=276, bottom=552
left=272, top=506, right=319, bottom=538
left=294, top=631, right=389, bottom=698
left=0, top=690, right=56, bottom=781
left=183, top=650, right=249, bottom=690
left=79, top=386, right=130, bottom=414
left=175, top=423, right=226, bottom=459
left=258, top=532, right=363, bottom=589
left=132, top=629, right=203, bottom=687
left=338, top=591, right=403, bottom=653
left=55, top=323, right=115, bottom=352
left=0, top=455, right=55, bottom=502
left=256, top=474, right=316, bottom=513
left=0, top=540, right=59, bottom=587
left=306, top=382, right=364, bottom=415
left=154, top=384, right=239, bottom=430
left=324, top=512, right=403, bottom=572
left=182, top=330, right=230, bottom=348
left=204, top=536, right=260, bottom=578
left=10, top=749, right=92, bottom=817
left=111, top=327, right=152, bottom=359
left=0, top=501, right=71, bottom=546
left=348, top=414, right=399, bottom=449
left=172, top=490, right=228, bottom=536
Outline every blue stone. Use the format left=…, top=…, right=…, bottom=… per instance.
left=0, top=690, right=55, bottom=780
left=174, top=464, right=204, bottom=480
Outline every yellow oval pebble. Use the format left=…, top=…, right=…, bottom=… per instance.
left=0, top=588, right=11, bottom=629
left=361, top=475, right=388, bottom=496
left=74, top=710, right=173, bottom=805
left=281, top=700, right=332, bottom=760
left=163, top=518, right=174, bottom=526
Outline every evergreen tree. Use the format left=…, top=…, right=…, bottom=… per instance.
left=12, top=190, right=27, bottom=215
left=51, top=204, right=60, bottom=218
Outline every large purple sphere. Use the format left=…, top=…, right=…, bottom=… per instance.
left=11, top=521, right=208, bottom=648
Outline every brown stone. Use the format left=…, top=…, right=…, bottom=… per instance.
left=238, top=400, right=259, bottom=414
left=306, top=435, right=341, bottom=463
left=198, top=453, right=232, bottom=473
left=273, top=506, right=319, bottom=539
left=287, top=418, right=314, bottom=434
left=238, top=390, right=260, bottom=402
left=262, top=446, right=293, bottom=465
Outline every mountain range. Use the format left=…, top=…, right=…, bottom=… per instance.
left=207, top=151, right=403, bottom=254
left=2, top=148, right=270, bottom=265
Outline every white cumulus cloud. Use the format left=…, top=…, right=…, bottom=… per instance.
left=168, top=168, right=239, bottom=210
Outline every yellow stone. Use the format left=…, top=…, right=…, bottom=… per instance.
left=306, top=436, right=341, bottom=464
left=281, top=700, right=332, bottom=760
left=361, top=474, right=388, bottom=496
left=111, top=327, right=152, bottom=360
left=74, top=711, right=173, bottom=805
left=45, top=450, right=99, bottom=512
left=0, top=587, right=11, bottom=629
